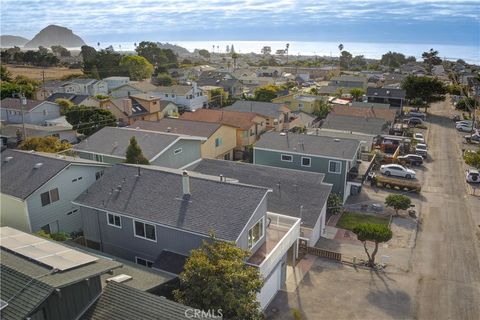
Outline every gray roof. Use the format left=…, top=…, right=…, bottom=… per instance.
left=46, top=92, right=92, bottom=105
left=225, top=100, right=286, bottom=118
left=132, top=119, right=222, bottom=138
left=316, top=86, right=339, bottom=95
left=188, top=159, right=332, bottom=228
left=0, top=98, right=46, bottom=111
left=0, top=264, right=53, bottom=320
left=351, top=101, right=391, bottom=109
left=73, top=127, right=181, bottom=160
left=152, top=250, right=188, bottom=275
left=331, top=76, right=367, bottom=83
left=74, top=164, right=269, bottom=242
left=366, top=87, right=406, bottom=99
left=1, top=149, right=70, bottom=199
left=255, top=132, right=360, bottom=160
left=322, top=114, right=390, bottom=135
left=70, top=78, right=97, bottom=85
left=82, top=282, right=191, bottom=320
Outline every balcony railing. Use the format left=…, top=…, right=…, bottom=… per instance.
left=248, top=212, right=300, bottom=277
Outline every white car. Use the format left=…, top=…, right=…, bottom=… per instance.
left=466, top=169, right=480, bottom=183
left=457, top=124, right=474, bottom=132
left=414, top=133, right=425, bottom=143
left=380, top=164, right=416, bottom=179
left=456, top=120, right=473, bottom=126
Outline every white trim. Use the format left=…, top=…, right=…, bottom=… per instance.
left=75, top=149, right=125, bottom=159
left=149, top=137, right=181, bottom=162
left=328, top=160, right=342, bottom=174
left=248, top=216, right=265, bottom=249
left=106, top=212, right=122, bottom=228
left=132, top=219, right=157, bottom=242
left=280, top=154, right=293, bottom=162
left=301, top=156, right=311, bottom=167
left=179, top=158, right=202, bottom=170
left=234, top=190, right=271, bottom=244
left=254, top=146, right=355, bottom=161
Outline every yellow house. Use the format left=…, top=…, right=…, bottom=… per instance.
left=273, top=93, right=325, bottom=114
left=132, top=118, right=237, bottom=160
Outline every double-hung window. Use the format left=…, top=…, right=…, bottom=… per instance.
left=107, top=213, right=122, bottom=228
left=40, top=188, right=59, bottom=207
left=328, top=160, right=342, bottom=174
left=301, top=157, right=311, bottom=167
left=248, top=217, right=264, bottom=249
left=134, top=220, right=156, bottom=241
left=215, top=138, right=222, bottom=147
left=135, top=257, right=153, bottom=268
left=281, top=154, right=293, bottom=162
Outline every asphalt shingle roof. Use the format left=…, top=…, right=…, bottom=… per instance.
left=1, top=149, right=70, bottom=199
left=152, top=250, right=188, bottom=275
left=322, top=114, right=390, bottom=135
left=366, top=87, right=406, bottom=99
left=255, top=131, right=360, bottom=160
left=82, top=282, right=191, bottom=320
left=1, top=98, right=45, bottom=111
left=46, top=93, right=92, bottom=105
left=225, top=101, right=286, bottom=118
left=330, top=106, right=396, bottom=122
left=188, top=159, right=332, bottom=228
left=132, top=119, right=222, bottom=138
left=74, top=164, right=269, bottom=242
left=180, top=109, right=260, bottom=130
left=73, top=127, right=180, bottom=160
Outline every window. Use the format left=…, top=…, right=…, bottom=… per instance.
left=173, top=148, right=183, bottom=155
left=301, top=157, right=311, bottom=167
left=135, top=257, right=153, bottom=268
left=249, top=129, right=254, bottom=136
left=172, top=94, right=175, bottom=98
left=94, top=154, right=103, bottom=162
left=67, top=209, right=78, bottom=216
left=165, top=94, right=169, bottom=97
left=107, top=213, right=122, bottom=228
left=40, top=188, right=59, bottom=207
left=215, top=138, right=222, bottom=147
left=95, top=170, right=104, bottom=180
left=248, top=217, right=264, bottom=249
left=134, top=220, right=156, bottom=241
left=328, top=160, right=342, bottom=174
left=72, top=176, right=82, bottom=183
left=281, top=154, right=293, bottom=162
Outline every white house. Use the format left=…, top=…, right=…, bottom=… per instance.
left=0, top=98, right=61, bottom=125
left=103, top=76, right=131, bottom=90
left=149, top=82, right=208, bottom=111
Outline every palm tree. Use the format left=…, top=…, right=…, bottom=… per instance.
left=286, top=43, right=290, bottom=64
left=338, top=44, right=344, bottom=70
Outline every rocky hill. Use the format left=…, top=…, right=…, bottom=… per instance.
left=0, top=35, right=30, bottom=47
left=24, top=25, right=86, bottom=48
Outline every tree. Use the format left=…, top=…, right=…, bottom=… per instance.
left=120, top=55, right=154, bottom=81
left=125, top=136, right=150, bottom=164
left=19, top=136, right=72, bottom=153
left=340, top=51, right=352, bottom=69
left=1, top=65, right=12, bottom=82
left=51, top=45, right=71, bottom=57
left=210, top=88, right=228, bottom=108
left=0, top=78, right=38, bottom=99
left=455, top=97, right=476, bottom=112
left=54, top=98, right=74, bottom=114
left=174, top=236, right=263, bottom=320
left=253, top=85, right=280, bottom=102
left=401, top=75, right=446, bottom=111
left=65, top=106, right=116, bottom=136
left=350, top=88, right=365, bottom=101
left=327, top=193, right=342, bottom=215
left=385, top=194, right=412, bottom=216
left=464, top=150, right=480, bottom=169
left=198, top=49, right=210, bottom=59
left=261, top=46, right=271, bottom=55
left=135, top=41, right=178, bottom=72
left=154, top=73, right=174, bottom=86
left=351, top=55, right=367, bottom=68
left=447, top=84, right=467, bottom=96
left=313, top=101, right=332, bottom=119
left=380, top=51, right=406, bottom=68
left=422, top=49, right=442, bottom=74
left=353, top=223, right=392, bottom=267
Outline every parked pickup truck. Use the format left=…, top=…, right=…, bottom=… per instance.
left=415, top=143, right=428, bottom=158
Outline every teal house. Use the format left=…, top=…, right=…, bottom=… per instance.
left=254, top=132, right=361, bottom=202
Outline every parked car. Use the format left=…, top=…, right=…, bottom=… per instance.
left=466, top=169, right=480, bottom=183
left=415, top=143, right=428, bottom=158
left=414, top=133, right=425, bottom=144
left=380, top=164, right=416, bottom=179
left=397, top=154, right=424, bottom=166
left=407, top=111, right=426, bottom=120
left=404, top=117, right=423, bottom=126
left=465, top=133, right=480, bottom=143
left=456, top=120, right=473, bottom=125
left=456, top=123, right=474, bottom=132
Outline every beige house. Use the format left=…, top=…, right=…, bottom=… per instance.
left=132, top=119, right=237, bottom=160
left=273, top=93, right=326, bottom=114
left=99, top=94, right=164, bottom=126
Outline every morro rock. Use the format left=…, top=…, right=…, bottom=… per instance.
left=24, top=25, right=86, bottom=48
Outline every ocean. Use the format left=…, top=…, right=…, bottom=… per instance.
left=85, top=40, right=480, bottom=64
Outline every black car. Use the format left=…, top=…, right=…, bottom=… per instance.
left=405, top=117, right=423, bottom=126
left=397, top=154, right=424, bottom=166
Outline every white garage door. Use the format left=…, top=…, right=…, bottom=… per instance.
left=258, top=263, right=282, bottom=310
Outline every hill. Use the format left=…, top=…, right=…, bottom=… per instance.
left=0, top=35, right=30, bottom=47
left=24, top=25, right=86, bottom=48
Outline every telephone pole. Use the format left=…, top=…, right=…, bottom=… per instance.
left=41, top=69, right=46, bottom=99
left=20, top=94, right=27, bottom=140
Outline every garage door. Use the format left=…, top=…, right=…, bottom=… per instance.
left=258, top=263, right=281, bottom=309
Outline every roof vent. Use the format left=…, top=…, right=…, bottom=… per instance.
left=4, top=156, right=13, bottom=162
left=135, top=127, right=140, bottom=130
left=106, top=274, right=132, bottom=283
left=150, top=96, right=155, bottom=99
left=166, top=127, right=172, bottom=132
left=334, top=138, right=340, bottom=142
left=279, top=132, right=286, bottom=136
left=34, top=163, right=43, bottom=169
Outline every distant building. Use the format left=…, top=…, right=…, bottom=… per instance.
left=45, top=92, right=100, bottom=107
left=103, top=76, right=130, bottom=90
left=224, top=101, right=293, bottom=131
left=99, top=94, right=164, bottom=126
left=329, top=75, right=368, bottom=89
left=1, top=98, right=61, bottom=125
left=148, top=83, right=207, bottom=111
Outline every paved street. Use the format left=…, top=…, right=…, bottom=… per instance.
left=267, top=99, right=480, bottom=319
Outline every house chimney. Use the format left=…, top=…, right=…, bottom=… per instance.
left=123, top=98, right=133, bottom=116
left=182, top=170, right=190, bottom=195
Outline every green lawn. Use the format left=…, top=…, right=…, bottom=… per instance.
left=336, top=212, right=389, bottom=231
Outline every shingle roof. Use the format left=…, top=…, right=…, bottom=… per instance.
left=322, top=114, right=390, bottom=135
left=225, top=101, right=286, bottom=118
left=152, top=250, right=188, bottom=275
left=1, top=149, right=70, bottom=199
left=132, top=119, right=222, bottom=138
left=366, top=87, right=406, bottom=99
left=0, top=264, right=53, bottom=320
left=330, top=106, right=396, bottom=122
left=188, top=159, right=332, bottom=228
left=74, top=164, right=269, bottom=242
left=70, top=78, right=97, bottom=85
left=179, top=109, right=259, bottom=130
left=351, top=101, right=391, bottom=109
left=45, top=92, right=92, bottom=105
left=82, top=282, right=191, bottom=320
left=110, top=98, right=149, bottom=116
left=73, top=127, right=180, bottom=160
left=153, top=85, right=193, bottom=95
left=1, top=98, right=45, bottom=111
left=331, top=76, right=367, bottom=83
left=255, top=131, right=360, bottom=160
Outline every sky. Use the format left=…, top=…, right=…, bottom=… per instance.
left=1, top=0, right=479, bottom=46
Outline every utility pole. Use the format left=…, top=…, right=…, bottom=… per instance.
left=41, top=69, right=46, bottom=99
left=20, top=94, right=27, bottom=140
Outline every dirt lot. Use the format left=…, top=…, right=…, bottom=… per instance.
left=5, top=64, right=83, bottom=81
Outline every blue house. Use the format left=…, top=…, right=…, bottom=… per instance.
left=253, top=132, right=361, bottom=202
left=0, top=98, right=61, bottom=125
